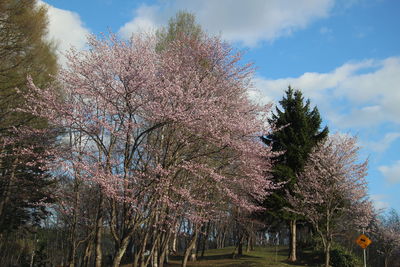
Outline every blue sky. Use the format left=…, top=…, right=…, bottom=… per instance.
left=41, top=0, right=400, bottom=212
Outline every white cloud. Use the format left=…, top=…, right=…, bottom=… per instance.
left=255, top=57, right=400, bottom=128
left=118, top=0, right=334, bottom=46
left=370, top=194, right=389, bottom=211
left=39, top=1, right=90, bottom=62
left=379, top=160, right=400, bottom=184
left=119, top=5, right=160, bottom=38
left=364, top=132, right=400, bottom=153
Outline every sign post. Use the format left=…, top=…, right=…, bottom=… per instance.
left=356, top=231, right=372, bottom=267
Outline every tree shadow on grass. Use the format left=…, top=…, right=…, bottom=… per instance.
left=283, top=249, right=323, bottom=266
left=166, top=253, right=264, bottom=267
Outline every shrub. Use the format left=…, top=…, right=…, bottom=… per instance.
left=330, top=246, right=360, bottom=267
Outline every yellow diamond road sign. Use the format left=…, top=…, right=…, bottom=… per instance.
left=356, top=234, right=372, bottom=249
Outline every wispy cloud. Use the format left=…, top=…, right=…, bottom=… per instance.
left=379, top=160, right=400, bottom=184
left=370, top=194, right=389, bottom=211
left=118, top=0, right=334, bottom=46
left=364, top=132, right=400, bottom=153
left=255, top=57, right=400, bottom=129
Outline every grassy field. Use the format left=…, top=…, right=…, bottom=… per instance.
left=161, top=246, right=321, bottom=267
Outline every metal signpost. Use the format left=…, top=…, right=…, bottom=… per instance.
left=356, top=232, right=372, bottom=267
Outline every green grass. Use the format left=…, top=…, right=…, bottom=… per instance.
left=162, top=246, right=321, bottom=267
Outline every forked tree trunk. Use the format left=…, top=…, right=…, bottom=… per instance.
left=288, top=219, right=297, bottom=262
left=112, top=236, right=131, bottom=267
left=182, top=230, right=198, bottom=267
left=83, top=239, right=93, bottom=267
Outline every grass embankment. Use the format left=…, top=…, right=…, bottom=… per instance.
left=162, top=246, right=320, bottom=267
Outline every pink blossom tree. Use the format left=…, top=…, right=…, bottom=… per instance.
left=287, top=134, right=373, bottom=267
left=372, top=210, right=400, bottom=267
left=24, top=33, right=276, bottom=267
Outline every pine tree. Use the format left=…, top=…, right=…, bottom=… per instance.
left=262, top=86, right=328, bottom=262
left=0, top=0, right=58, bottom=232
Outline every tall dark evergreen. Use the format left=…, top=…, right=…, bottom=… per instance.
left=0, top=1, right=58, bottom=264
left=262, top=86, right=328, bottom=262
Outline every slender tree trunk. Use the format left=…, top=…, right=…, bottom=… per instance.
left=139, top=231, right=149, bottom=267
left=246, top=234, right=251, bottom=253
left=182, top=229, right=198, bottom=267
left=159, top=230, right=171, bottom=267
left=68, top=189, right=79, bottom=267
left=112, top=235, right=132, bottom=267
left=288, top=219, right=297, bottom=262
left=250, top=233, right=254, bottom=251
left=159, top=244, right=166, bottom=267
left=94, top=195, right=103, bottom=267
left=144, top=235, right=159, bottom=267
left=238, top=234, right=245, bottom=256
left=221, top=231, right=226, bottom=248
left=83, top=239, right=93, bottom=267
left=201, top=222, right=210, bottom=258
left=324, top=241, right=331, bottom=267
left=190, top=242, right=196, bottom=262
left=171, top=230, right=178, bottom=254
left=68, top=243, right=76, bottom=267
left=0, top=157, right=17, bottom=220
left=29, top=249, right=35, bottom=267
left=152, top=237, right=159, bottom=267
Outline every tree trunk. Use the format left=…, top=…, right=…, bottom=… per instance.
left=250, top=233, right=254, bottom=251
left=94, top=195, right=103, bottom=267
left=139, top=231, right=149, bottom=267
left=112, top=236, right=131, bottom=267
left=238, top=234, right=245, bottom=256
left=288, top=219, right=297, bottom=262
left=181, top=230, right=198, bottom=267
left=324, top=241, right=331, bottom=267
left=190, top=238, right=196, bottom=262
left=221, top=231, right=226, bottom=248
left=246, top=234, right=251, bottom=253
left=152, top=238, right=159, bottom=267
left=83, top=239, right=93, bottom=267
left=201, top=222, right=210, bottom=258
left=159, top=230, right=171, bottom=267
left=0, top=157, right=17, bottom=220
left=171, top=230, right=178, bottom=254
left=159, top=243, right=167, bottom=267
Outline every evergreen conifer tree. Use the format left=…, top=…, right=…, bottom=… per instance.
left=262, top=86, right=328, bottom=262
left=0, top=0, right=58, bottom=232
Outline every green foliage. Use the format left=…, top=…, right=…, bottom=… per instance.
left=261, top=86, right=328, bottom=220
left=156, top=11, right=204, bottom=51
left=330, top=245, right=360, bottom=267
left=0, top=0, right=58, bottom=234
left=0, top=0, right=58, bottom=130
